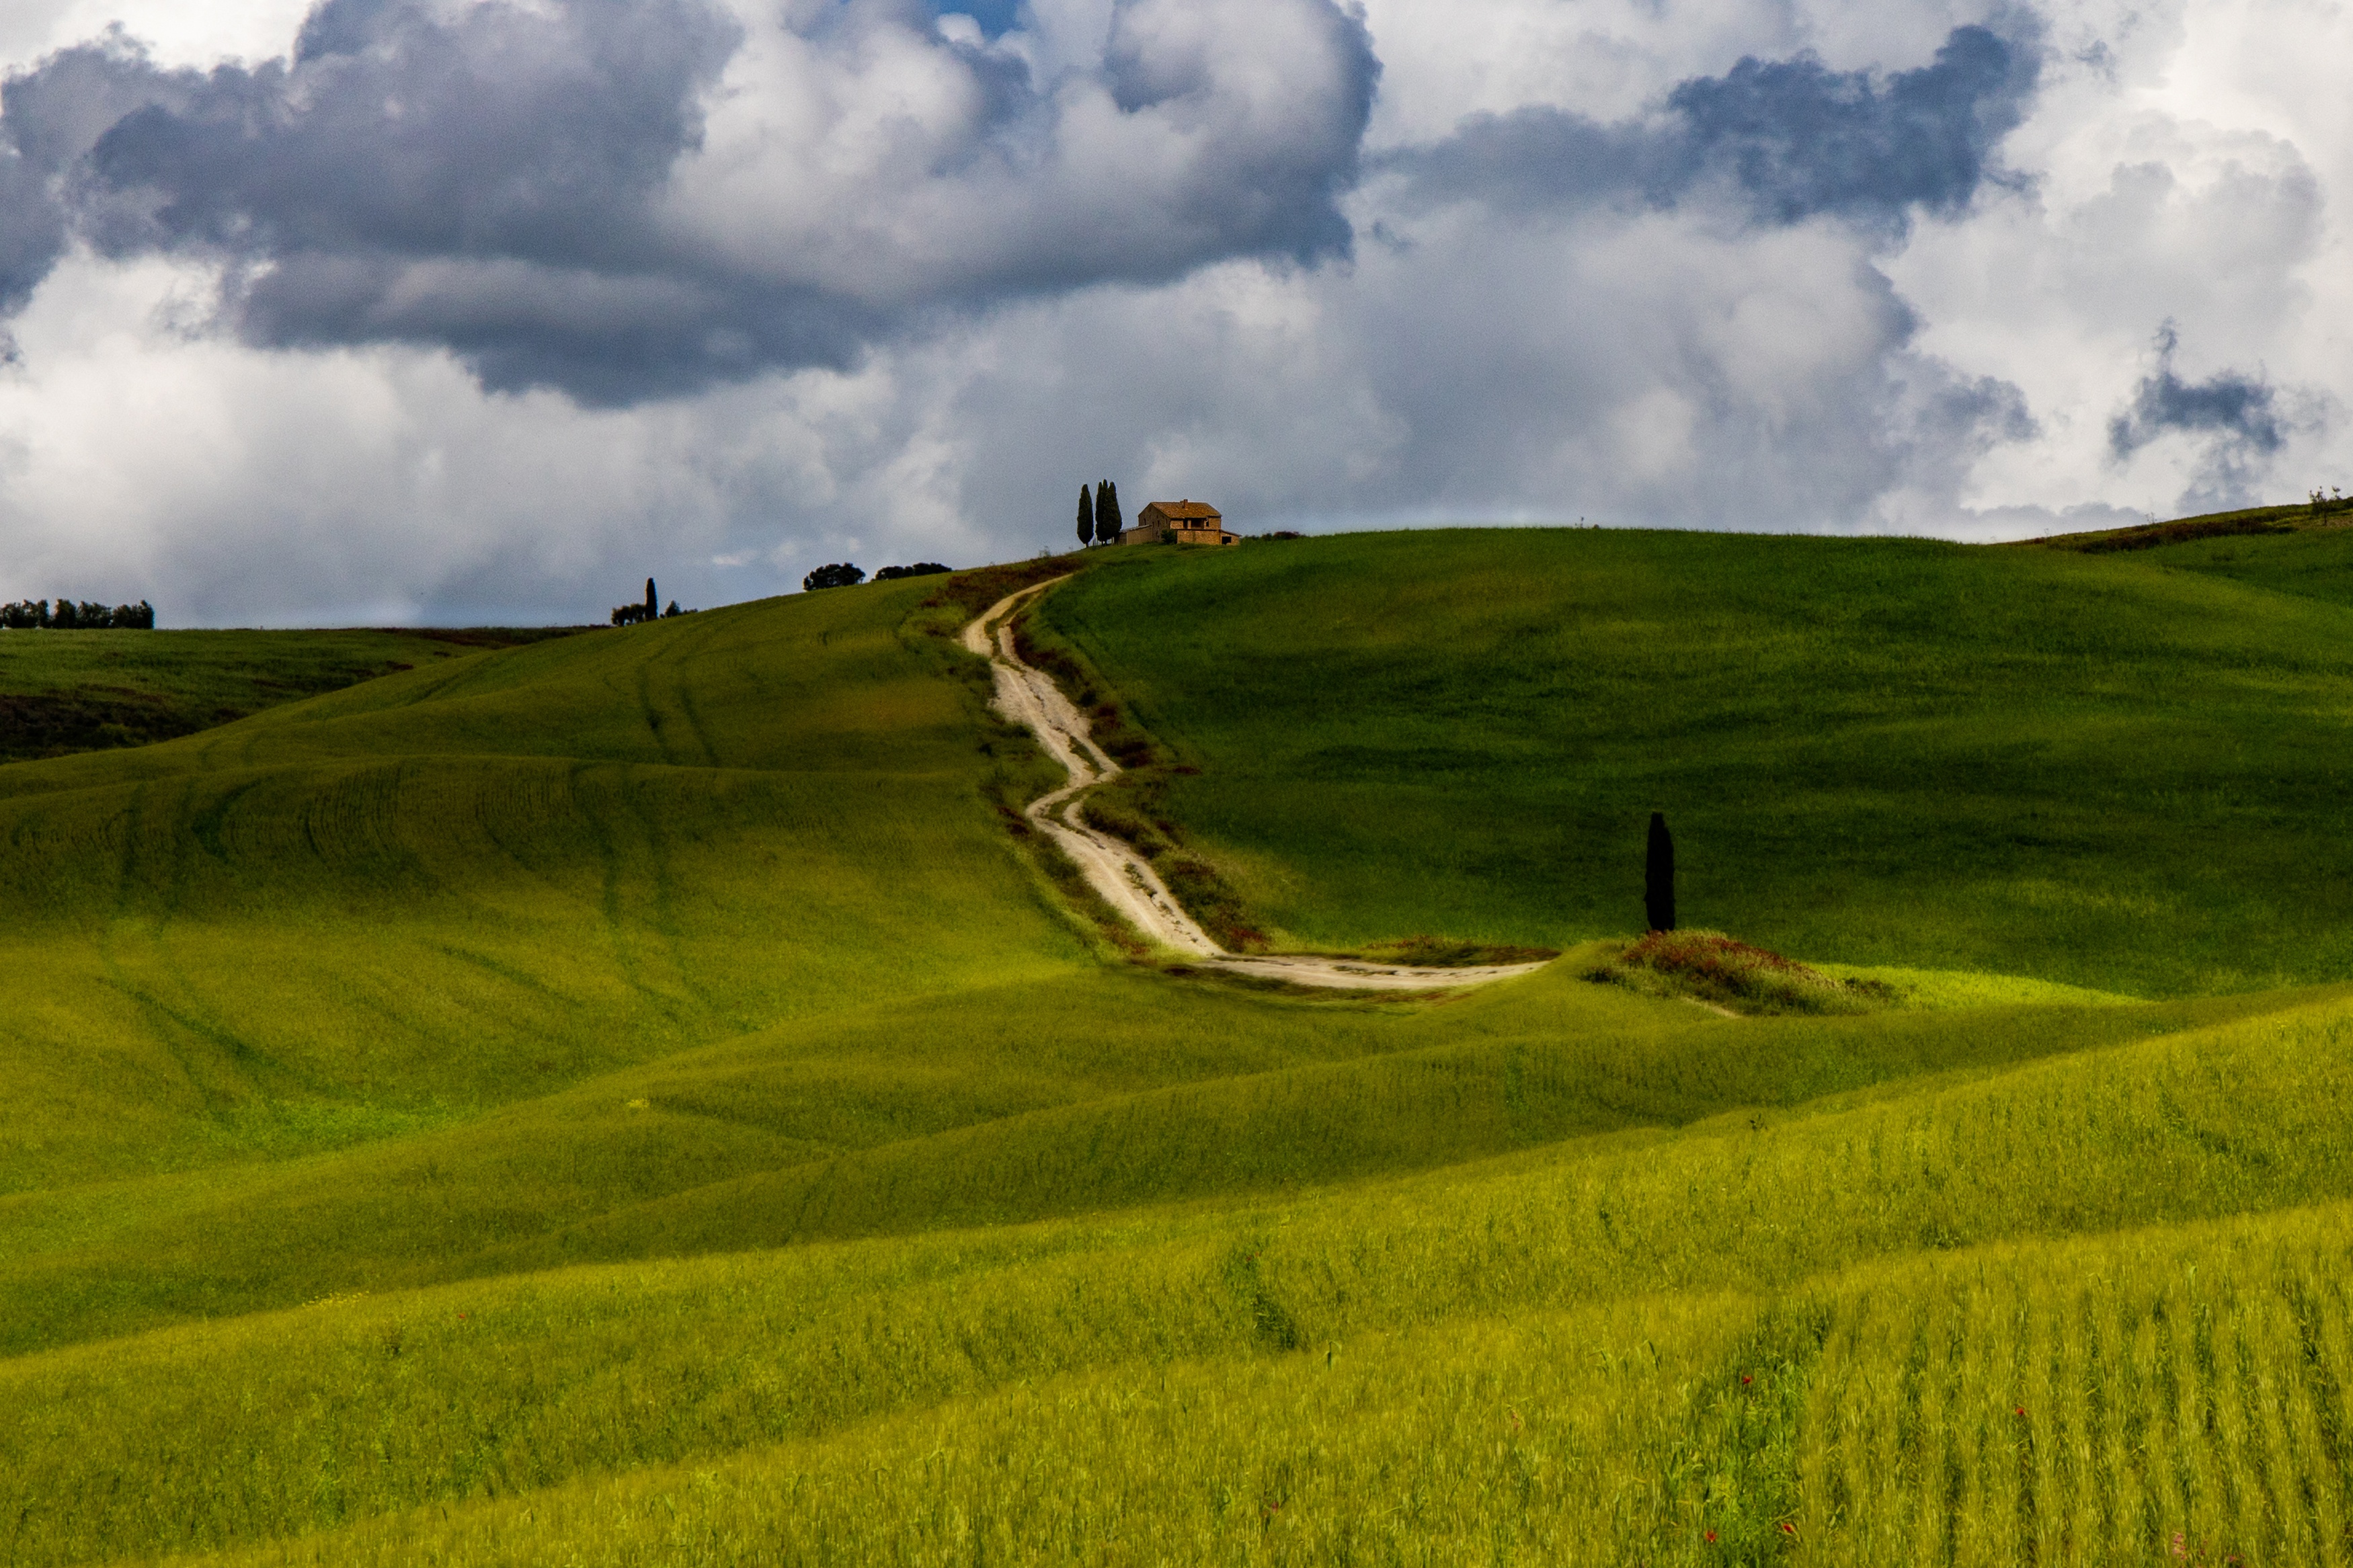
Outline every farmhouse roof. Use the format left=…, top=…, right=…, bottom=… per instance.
left=1144, top=499, right=1222, bottom=522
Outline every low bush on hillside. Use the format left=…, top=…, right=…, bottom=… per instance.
left=873, top=562, right=949, bottom=581
left=906, top=555, right=1084, bottom=638
left=1585, top=930, right=1896, bottom=1016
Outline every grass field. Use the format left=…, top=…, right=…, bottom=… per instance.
left=0, top=626, right=577, bottom=761
left=1039, top=524, right=2353, bottom=996
left=3, top=523, right=2350, bottom=1566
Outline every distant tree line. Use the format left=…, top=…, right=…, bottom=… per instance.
left=1076, top=480, right=1123, bottom=547
left=802, top=561, right=949, bottom=591
left=610, top=577, right=692, bottom=626
left=803, top=563, right=865, bottom=590
left=1, top=599, right=155, bottom=629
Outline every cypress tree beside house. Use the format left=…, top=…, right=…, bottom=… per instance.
left=1095, top=480, right=1123, bottom=542
left=1077, top=486, right=1094, bottom=548
left=1645, top=812, right=1675, bottom=933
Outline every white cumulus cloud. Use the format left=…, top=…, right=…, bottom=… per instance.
left=0, top=0, right=2346, bottom=623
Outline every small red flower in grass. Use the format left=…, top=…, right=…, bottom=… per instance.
left=1706, top=1530, right=1717, bottom=1543
left=2015, top=1405, right=2027, bottom=1417
left=1741, top=1374, right=1753, bottom=1386
left=1779, top=1522, right=1797, bottom=1537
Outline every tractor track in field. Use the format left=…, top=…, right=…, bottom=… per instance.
left=965, top=579, right=1549, bottom=993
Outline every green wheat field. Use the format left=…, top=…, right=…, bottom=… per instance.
left=2, top=511, right=2350, bottom=1565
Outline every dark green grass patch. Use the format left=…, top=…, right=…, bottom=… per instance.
left=1039, top=528, right=2353, bottom=995
left=0, top=626, right=575, bottom=761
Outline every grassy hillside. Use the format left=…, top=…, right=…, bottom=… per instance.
left=0, top=583, right=1084, bottom=1189
left=1041, top=527, right=2353, bottom=995
left=3, top=538, right=2350, bottom=1567
left=4, top=983, right=2350, bottom=1565
left=0, top=625, right=575, bottom=761
left=2025, top=507, right=2353, bottom=610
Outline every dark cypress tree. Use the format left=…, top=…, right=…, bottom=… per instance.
left=645, top=578, right=658, bottom=618
left=1098, top=479, right=1123, bottom=540
left=1644, top=812, right=1675, bottom=933
left=1077, top=485, right=1094, bottom=548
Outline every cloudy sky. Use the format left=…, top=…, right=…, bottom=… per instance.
left=0, top=0, right=2344, bottom=624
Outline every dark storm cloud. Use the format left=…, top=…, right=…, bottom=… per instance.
left=2108, top=323, right=2284, bottom=461
left=2106, top=324, right=2311, bottom=508
left=0, top=0, right=1378, bottom=403
left=90, top=0, right=734, bottom=262
left=0, top=145, right=62, bottom=323
left=0, top=26, right=192, bottom=319
left=1389, top=22, right=2039, bottom=232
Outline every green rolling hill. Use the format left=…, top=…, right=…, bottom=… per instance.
left=1038, top=524, right=2353, bottom=995
left=0, top=624, right=576, bottom=762
left=3, top=523, right=2350, bottom=1567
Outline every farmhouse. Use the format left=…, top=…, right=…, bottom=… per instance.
left=1123, top=500, right=1238, bottom=547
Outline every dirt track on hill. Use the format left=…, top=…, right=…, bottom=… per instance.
left=964, top=580, right=1548, bottom=993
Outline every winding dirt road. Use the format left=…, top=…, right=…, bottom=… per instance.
left=964, top=580, right=1550, bottom=992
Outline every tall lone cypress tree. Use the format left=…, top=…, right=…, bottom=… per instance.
left=1077, top=485, right=1095, bottom=548
left=1644, top=812, right=1675, bottom=933
left=645, top=578, right=657, bottom=618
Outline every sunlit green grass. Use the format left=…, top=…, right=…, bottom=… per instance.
left=3, top=987, right=2350, bottom=1565
left=122, top=1206, right=2353, bottom=1568
left=1, top=956, right=2311, bottom=1360
left=0, top=583, right=1086, bottom=1191
left=6, top=530, right=2353, bottom=1567
left=1041, top=527, right=2353, bottom=995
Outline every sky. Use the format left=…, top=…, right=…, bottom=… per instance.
left=0, top=0, right=2345, bottom=625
